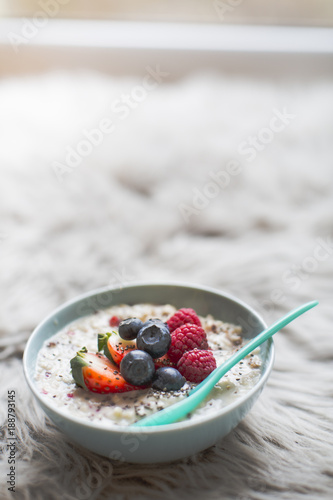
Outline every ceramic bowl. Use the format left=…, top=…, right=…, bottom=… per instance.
left=23, top=282, right=274, bottom=464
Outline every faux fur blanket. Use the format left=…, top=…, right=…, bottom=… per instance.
left=0, top=71, right=332, bottom=500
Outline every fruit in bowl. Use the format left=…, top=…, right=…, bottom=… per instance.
left=69, top=308, right=217, bottom=398
left=36, top=304, right=258, bottom=426
left=23, top=282, right=274, bottom=463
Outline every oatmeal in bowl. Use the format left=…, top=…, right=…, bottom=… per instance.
left=24, top=283, right=274, bottom=463
left=35, top=303, right=262, bottom=426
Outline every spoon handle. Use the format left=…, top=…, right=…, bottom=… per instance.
left=190, top=300, right=318, bottom=394
left=133, top=300, right=318, bottom=427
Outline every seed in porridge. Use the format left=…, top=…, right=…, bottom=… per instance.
left=154, top=353, right=175, bottom=369
left=47, top=342, right=57, bottom=348
left=249, top=358, right=261, bottom=369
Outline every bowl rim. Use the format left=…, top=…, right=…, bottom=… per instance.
left=23, top=280, right=274, bottom=434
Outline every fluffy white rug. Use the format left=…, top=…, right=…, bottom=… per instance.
left=0, top=70, right=332, bottom=500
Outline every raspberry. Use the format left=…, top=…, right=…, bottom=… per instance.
left=177, top=349, right=217, bottom=383
left=109, top=316, right=120, bottom=327
left=168, top=323, right=209, bottom=363
left=167, top=308, right=201, bottom=333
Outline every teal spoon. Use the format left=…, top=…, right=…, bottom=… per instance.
left=133, top=300, right=318, bottom=427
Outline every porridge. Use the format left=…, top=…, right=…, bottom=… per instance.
left=35, top=304, right=261, bottom=426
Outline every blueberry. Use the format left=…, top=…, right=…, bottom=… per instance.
left=142, top=318, right=167, bottom=328
left=152, top=367, right=186, bottom=392
left=120, top=350, right=155, bottom=386
left=136, top=322, right=171, bottom=359
left=118, top=318, right=143, bottom=340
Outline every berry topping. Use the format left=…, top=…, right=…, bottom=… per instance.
left=118, top=318, right=143, bottom=340
left=136, top=322, right=171, bottom=359
left=177, top=349, right=217, bottom=383
left=109, top=315, right=120, bottom=327
left=152, top=367, right=186, bottom=392
left=154, top=353, right=175, bottom=369
left=167, top=308, right=201, bottom=333
left=70, top=348, right=140, bottom=393
left=168, top=323, right=209, bottom=363
left=98, top=331, right=136, bottom=365
left=142, top=318, right=167, bottom=328
left=120, top=350, right=155, bottom=386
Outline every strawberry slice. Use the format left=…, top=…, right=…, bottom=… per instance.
left=154, top=353, right=176, bottom=369
left=98, top=331, right=136, bottom=365
left=70, top=347, right=140, bottom=393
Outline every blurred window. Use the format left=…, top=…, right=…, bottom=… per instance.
left=2, top=0, right=333, bottom=27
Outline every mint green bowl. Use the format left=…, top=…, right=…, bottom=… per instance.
left=23, top=282, right=274, bottom=464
